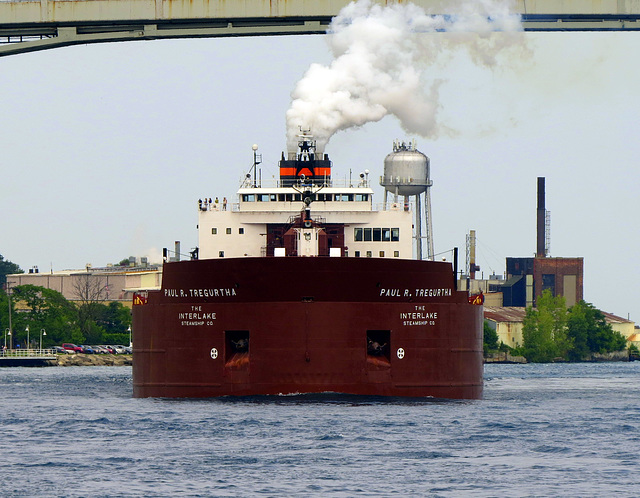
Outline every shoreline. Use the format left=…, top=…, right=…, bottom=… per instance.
left=53, top=353, right=132, bottom=367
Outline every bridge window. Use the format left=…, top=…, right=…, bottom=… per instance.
left=355, top=194, right=368, bottom=201
left=257, top=194, right=270, bottom=202
left=354, top=227, right=400, bottom=242
left=242, top=194, right=255, bottom=202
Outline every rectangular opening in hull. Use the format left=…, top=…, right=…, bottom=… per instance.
left=225, top=330, right=250, bottom=368
left=366, top=330, right=391, bottom=367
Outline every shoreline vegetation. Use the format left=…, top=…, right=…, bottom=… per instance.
left=484, top=350, right=633, bottom=364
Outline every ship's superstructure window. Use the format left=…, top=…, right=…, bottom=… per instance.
left=242, top=194, right=255, bottom=202
left=355, top=228, right=399, bottom=242
left=219, top=251, right=224, bottom=257
left=355, top=194, right=369, bottom=201
left=239, top=228, right=245, bottom=234
left=394, top=251, right=400, bottom=258
left=212, top=228, right=217, bottom=235
left=226, top=228, right=232, bottom=234
left=257, top=194, right=270, bottom=202
left=355, top=251, right=361, bottom=257
left=366, top=251, right=372, bottom=258
left=379, top=251, right=385, bottom=257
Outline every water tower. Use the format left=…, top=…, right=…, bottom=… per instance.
left=380, top=140, right=434, bottom=260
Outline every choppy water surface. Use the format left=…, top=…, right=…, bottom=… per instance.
left=1, top=363, right=638, bottom=497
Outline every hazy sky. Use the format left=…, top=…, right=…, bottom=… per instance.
left=0, top=26, right=638, bottom=322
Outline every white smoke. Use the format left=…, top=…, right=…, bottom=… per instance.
left=286, top=0, right=524, bottom=151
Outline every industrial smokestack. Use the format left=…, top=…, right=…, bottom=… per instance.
left=536, top=177, right=546, bottom=258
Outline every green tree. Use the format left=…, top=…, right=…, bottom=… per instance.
left=567, top=301, right=627, bottom=359
left=8, top=284, right=82, bottom=347
left=522, top=290, right=570, bottom=362
left=0, top=254, right=23, bottom=287
left=483, top=320, right=499, bottom=355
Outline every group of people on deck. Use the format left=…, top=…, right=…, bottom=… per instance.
left=198, top=197, right=227, bottom=211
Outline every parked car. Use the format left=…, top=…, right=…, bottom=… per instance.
left=112, top=345, right=127, bottom=354
left=81, top=345, right=95, bottom=354
left=92, top=345, right=109, bottom=354
left=62, top=343, right=82, bottom=353
left=53, top=346, right=71, bottom=354
left=102, top=345, right=116, bottom=354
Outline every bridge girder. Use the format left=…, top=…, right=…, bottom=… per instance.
left=2, top=0, right=640, bottom=57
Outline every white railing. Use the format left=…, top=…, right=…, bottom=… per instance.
left=1, top=348, right=57, bottom=358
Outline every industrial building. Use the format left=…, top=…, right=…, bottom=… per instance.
left=473, top=177, right=634, bottom=348
left=6, top=258, right=161, bottom=308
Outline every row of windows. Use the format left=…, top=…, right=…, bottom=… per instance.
left=217, top=250, right=398, bottom=258
left=212, top=228, right=244, bottom=235
left=353, top=250, right=400, bottom=258
left=241, top=193, right=369, bottom=202
left=354, top=227, right=400, bottom=242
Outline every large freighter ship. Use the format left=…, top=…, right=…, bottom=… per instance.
left=132, top=133, right=483, bottom=399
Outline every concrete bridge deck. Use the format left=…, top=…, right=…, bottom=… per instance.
left=2, top=1, right=640, bottom=56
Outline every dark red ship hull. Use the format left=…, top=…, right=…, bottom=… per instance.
left=132, top=257, right=483, bottom=399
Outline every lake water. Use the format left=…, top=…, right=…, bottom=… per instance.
left=1, top=363, right=638, bottom=497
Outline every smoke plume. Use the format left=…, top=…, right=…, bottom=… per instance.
left=286, top=0, right=524, bottom=151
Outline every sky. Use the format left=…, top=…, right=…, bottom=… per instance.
left=0, top=16, right=638, bottom=322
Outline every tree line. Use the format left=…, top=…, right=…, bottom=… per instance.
left=484, top=289, right=631, bottom=362
left=1, top=254, right=131, bottom=348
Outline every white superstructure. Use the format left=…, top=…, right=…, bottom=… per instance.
left=197, top=136, right=415, bottom=261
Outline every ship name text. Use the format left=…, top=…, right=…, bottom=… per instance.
left=178, top=305, right=216, bottom=326
left=165, top=288, right=237, bottom=298
left=401, top=305, right=438, bottom=326
left=379, top=287, right=452, bottom=298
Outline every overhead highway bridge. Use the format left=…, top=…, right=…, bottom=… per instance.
left=2, top=0, right=640, bottom=57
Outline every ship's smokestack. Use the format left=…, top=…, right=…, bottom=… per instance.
left=175, top=241, right=181, bottom=262
left=536, top=177, right=546, bottom=258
